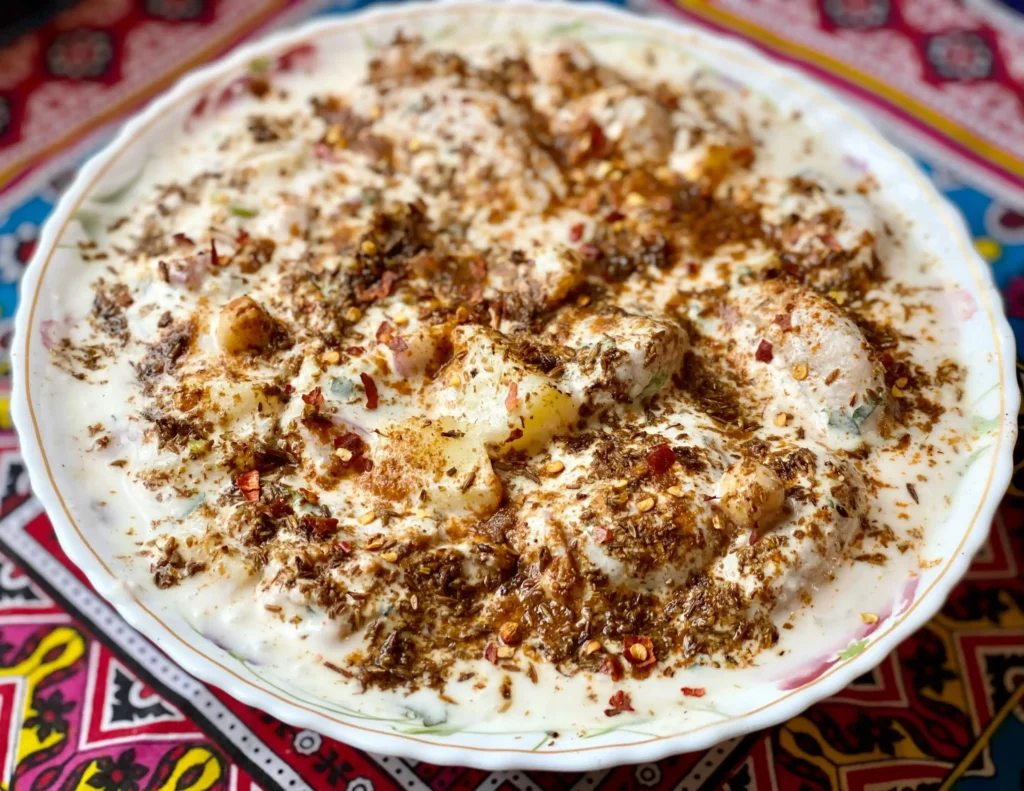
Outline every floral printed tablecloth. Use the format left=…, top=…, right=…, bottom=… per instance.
left=0, top=1, right=1021, bottom=790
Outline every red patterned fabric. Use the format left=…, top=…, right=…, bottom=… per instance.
left=0, top=1, right=1021, bottom=789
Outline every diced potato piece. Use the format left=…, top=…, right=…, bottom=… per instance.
left=717, top=460, right=785, bottom=531
left=370, top=416, right=502, bottom=519
left=504, top=380, right=578, bottom=456
left=436, top=326, right=578, bottom=457
left=217, top=296, right=275, bottom=354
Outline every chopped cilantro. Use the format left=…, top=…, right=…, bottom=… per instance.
left=826, top=395, right=878, bottom=434
left=838, top=638, right=868, bottom=660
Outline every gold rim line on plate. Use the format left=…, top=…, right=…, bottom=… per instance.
left=20, top=1, right=1009, bottom=755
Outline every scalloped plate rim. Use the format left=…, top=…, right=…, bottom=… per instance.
left=10, top=0, right=1019, bottom=770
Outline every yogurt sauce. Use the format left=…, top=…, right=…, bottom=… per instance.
left=41, top=27, right=981, bottom=735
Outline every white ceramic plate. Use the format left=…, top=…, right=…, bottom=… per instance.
left=12, top=0, right=1018, bottom=770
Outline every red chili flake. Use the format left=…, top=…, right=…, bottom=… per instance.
left=505, top=428, right=524, bottom=444
left=338, top=541, right=353, bottom=554
left=189, top=94, right=209, bottom=121
left=355, top=270, right=397, bottom=303
left=387, top=335, right=408, bottom=353
left=881, top=354, right=908, bottom=383
left=301, top=387, right=325, bottom=407
left=686, top=261, right=700, bottom=276
left=505, top=381, right=519, bottom=412
left=646, top=444, right=676, bottom=476
left=276, top=43, right=317, bottom=72
left=347, top=346, right=365, bottom=356
left=755, top=339, right=774, bottom=363
left=215, top=75, right=250, bottom=108
left=210, top=239, right=220, bottom=268
left=701, top=493, right=720, bottom=502
left=822, top=232, right=843, bottom=252
left=731, top=145, right=754, bottom=165
left=604, top=690, right=634, bottom=717
left=375, top=321, right=393, bottom=344
left=772, top=313, right=793, bottom=332
left=334, top=440, right=370, bottom=470
left=569, top=223, right=584, bottom=242
left=301, top=515, right=339, bottom=539
left=604, top=210, right=625, bottom=223
left=334, top=432, right=365, bottom=453
left=378, top=272, right=397, bottom=297
left=586, top=119, right=607, bottom=159
left=284, top=384, right=295, bottom=394
left=598, top=655, right=624, bottom=682
left=623, top=635, right=656, bottom=668
left=236, top=470, right=260, bottom=502
left=235, top=228, right=250, bottom=246
left=359, top=373, right=378, bottom=410
left=593, top=526, right=613, bottom=545
left=172, top=233, right=195, bottom=247
left=749, top=528, right=760, bottom=546
left=680, top=686, right=706, bottom=698
left=484, top=643, right=499, bottom=665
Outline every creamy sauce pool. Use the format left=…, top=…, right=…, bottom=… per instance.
left=45, top=30, right=979, bottom=734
